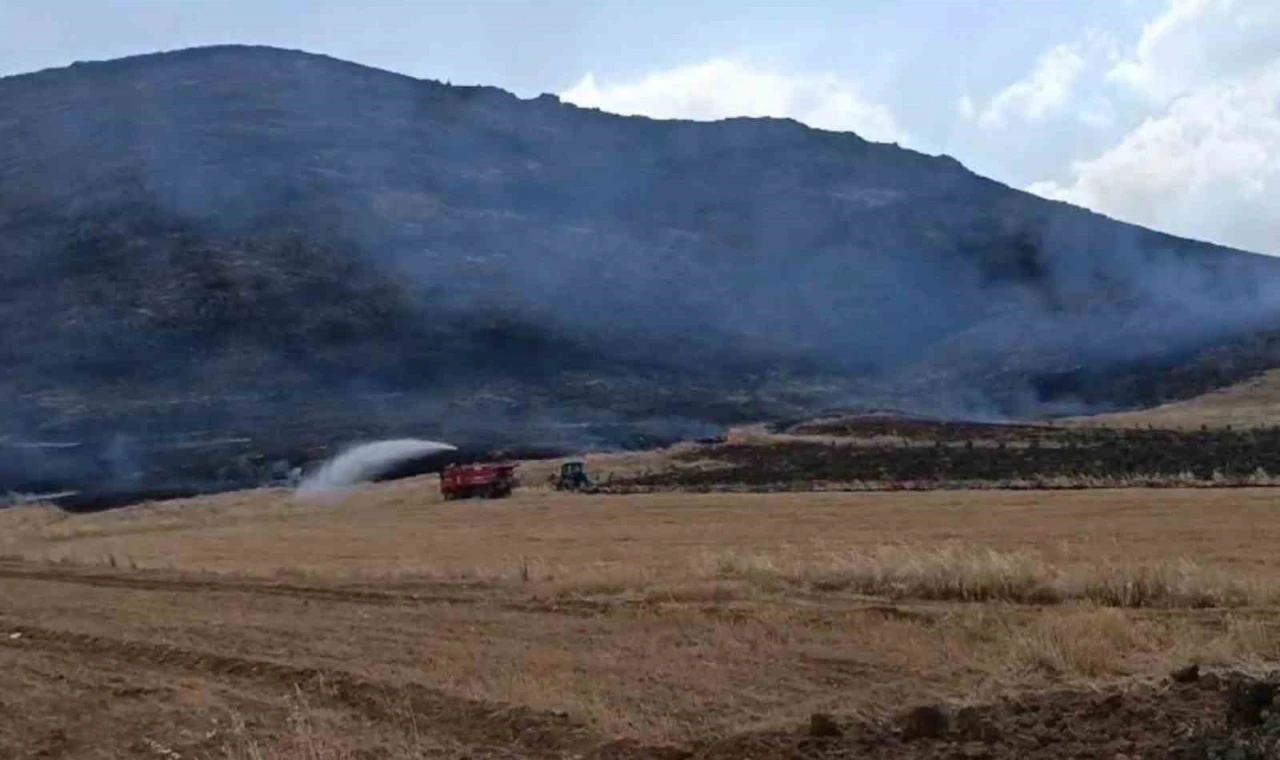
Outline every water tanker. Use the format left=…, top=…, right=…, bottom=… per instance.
left=440, top=462, right=518, bottom=500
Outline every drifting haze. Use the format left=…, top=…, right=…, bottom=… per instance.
left=2, top=10, right=1280, bottom=507
left=3, top=43, right=1278, bottom=417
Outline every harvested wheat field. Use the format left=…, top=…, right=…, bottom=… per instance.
left=4, top=481, right=1280, bottom=758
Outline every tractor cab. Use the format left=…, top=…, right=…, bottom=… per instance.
left=550, top=460, right=594, bottom=491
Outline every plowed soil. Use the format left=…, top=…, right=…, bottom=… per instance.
left=696, top=674, right=1280, bottom=759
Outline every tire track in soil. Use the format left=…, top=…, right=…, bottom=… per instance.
left=0, top=562, right=615, bottom=617
left=0, top=622, right=691, bottom=759
left=0, top=561, right=1044, bottom=630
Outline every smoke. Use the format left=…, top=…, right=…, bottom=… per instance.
left=9, top=43, right=1280, bottom=507
left=297, top=438, right=456, bottom=495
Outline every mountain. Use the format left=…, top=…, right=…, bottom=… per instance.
left=4, top=44, right=1280, bottom=500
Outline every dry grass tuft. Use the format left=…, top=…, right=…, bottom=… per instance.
left=1176, top=615, right=1280, bottom=667
left=1078, top=561, right=1264, bottom=608
left=1006, top=606, right=1156, bottom=677
left=798, top=545, right=1061, bottom=603
left=219, top=689, right=362, bottom=760
left=705, top=545, right=1279, bottom=609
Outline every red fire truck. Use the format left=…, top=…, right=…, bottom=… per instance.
left=439, top=462, right=518, bottom=500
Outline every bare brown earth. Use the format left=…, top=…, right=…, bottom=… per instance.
left=3, top=481, right=1280, bottom=758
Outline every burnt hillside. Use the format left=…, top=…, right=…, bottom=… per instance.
left=4, top=45, right=1280, bottom=498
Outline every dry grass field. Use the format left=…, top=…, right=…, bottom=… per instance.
left=4, top=478, right=1280, bottom=758
left=1071, top=368, right=1280, bottom=430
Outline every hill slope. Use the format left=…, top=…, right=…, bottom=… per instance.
left=1070, top=368, right=1280, bottom=429
left=5, top=44, right=1280, bottom=496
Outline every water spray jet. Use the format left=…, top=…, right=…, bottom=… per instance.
left=297, top=438, right=457, bottom=496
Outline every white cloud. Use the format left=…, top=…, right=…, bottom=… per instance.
left=559, top=58, right=906, bottom=144
left=1107, top=0, right=1280, bottom=101
left=1028, top=63, right=1280, bottom=254
left=978, top=44, right=1086, bottom=128
left=958, top=94, right=975, bottom=120
left=1028, top=0, right=1280, bottom=254
left=1084, top=28, right=1123, bottom=65
left=1076, top=96, right=1117, bottom=129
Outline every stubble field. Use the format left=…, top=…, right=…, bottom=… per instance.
left=4, top=477, right=1280, bottom=758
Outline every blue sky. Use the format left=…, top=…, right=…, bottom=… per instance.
left=3, top=0, right=1278, bottom=254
